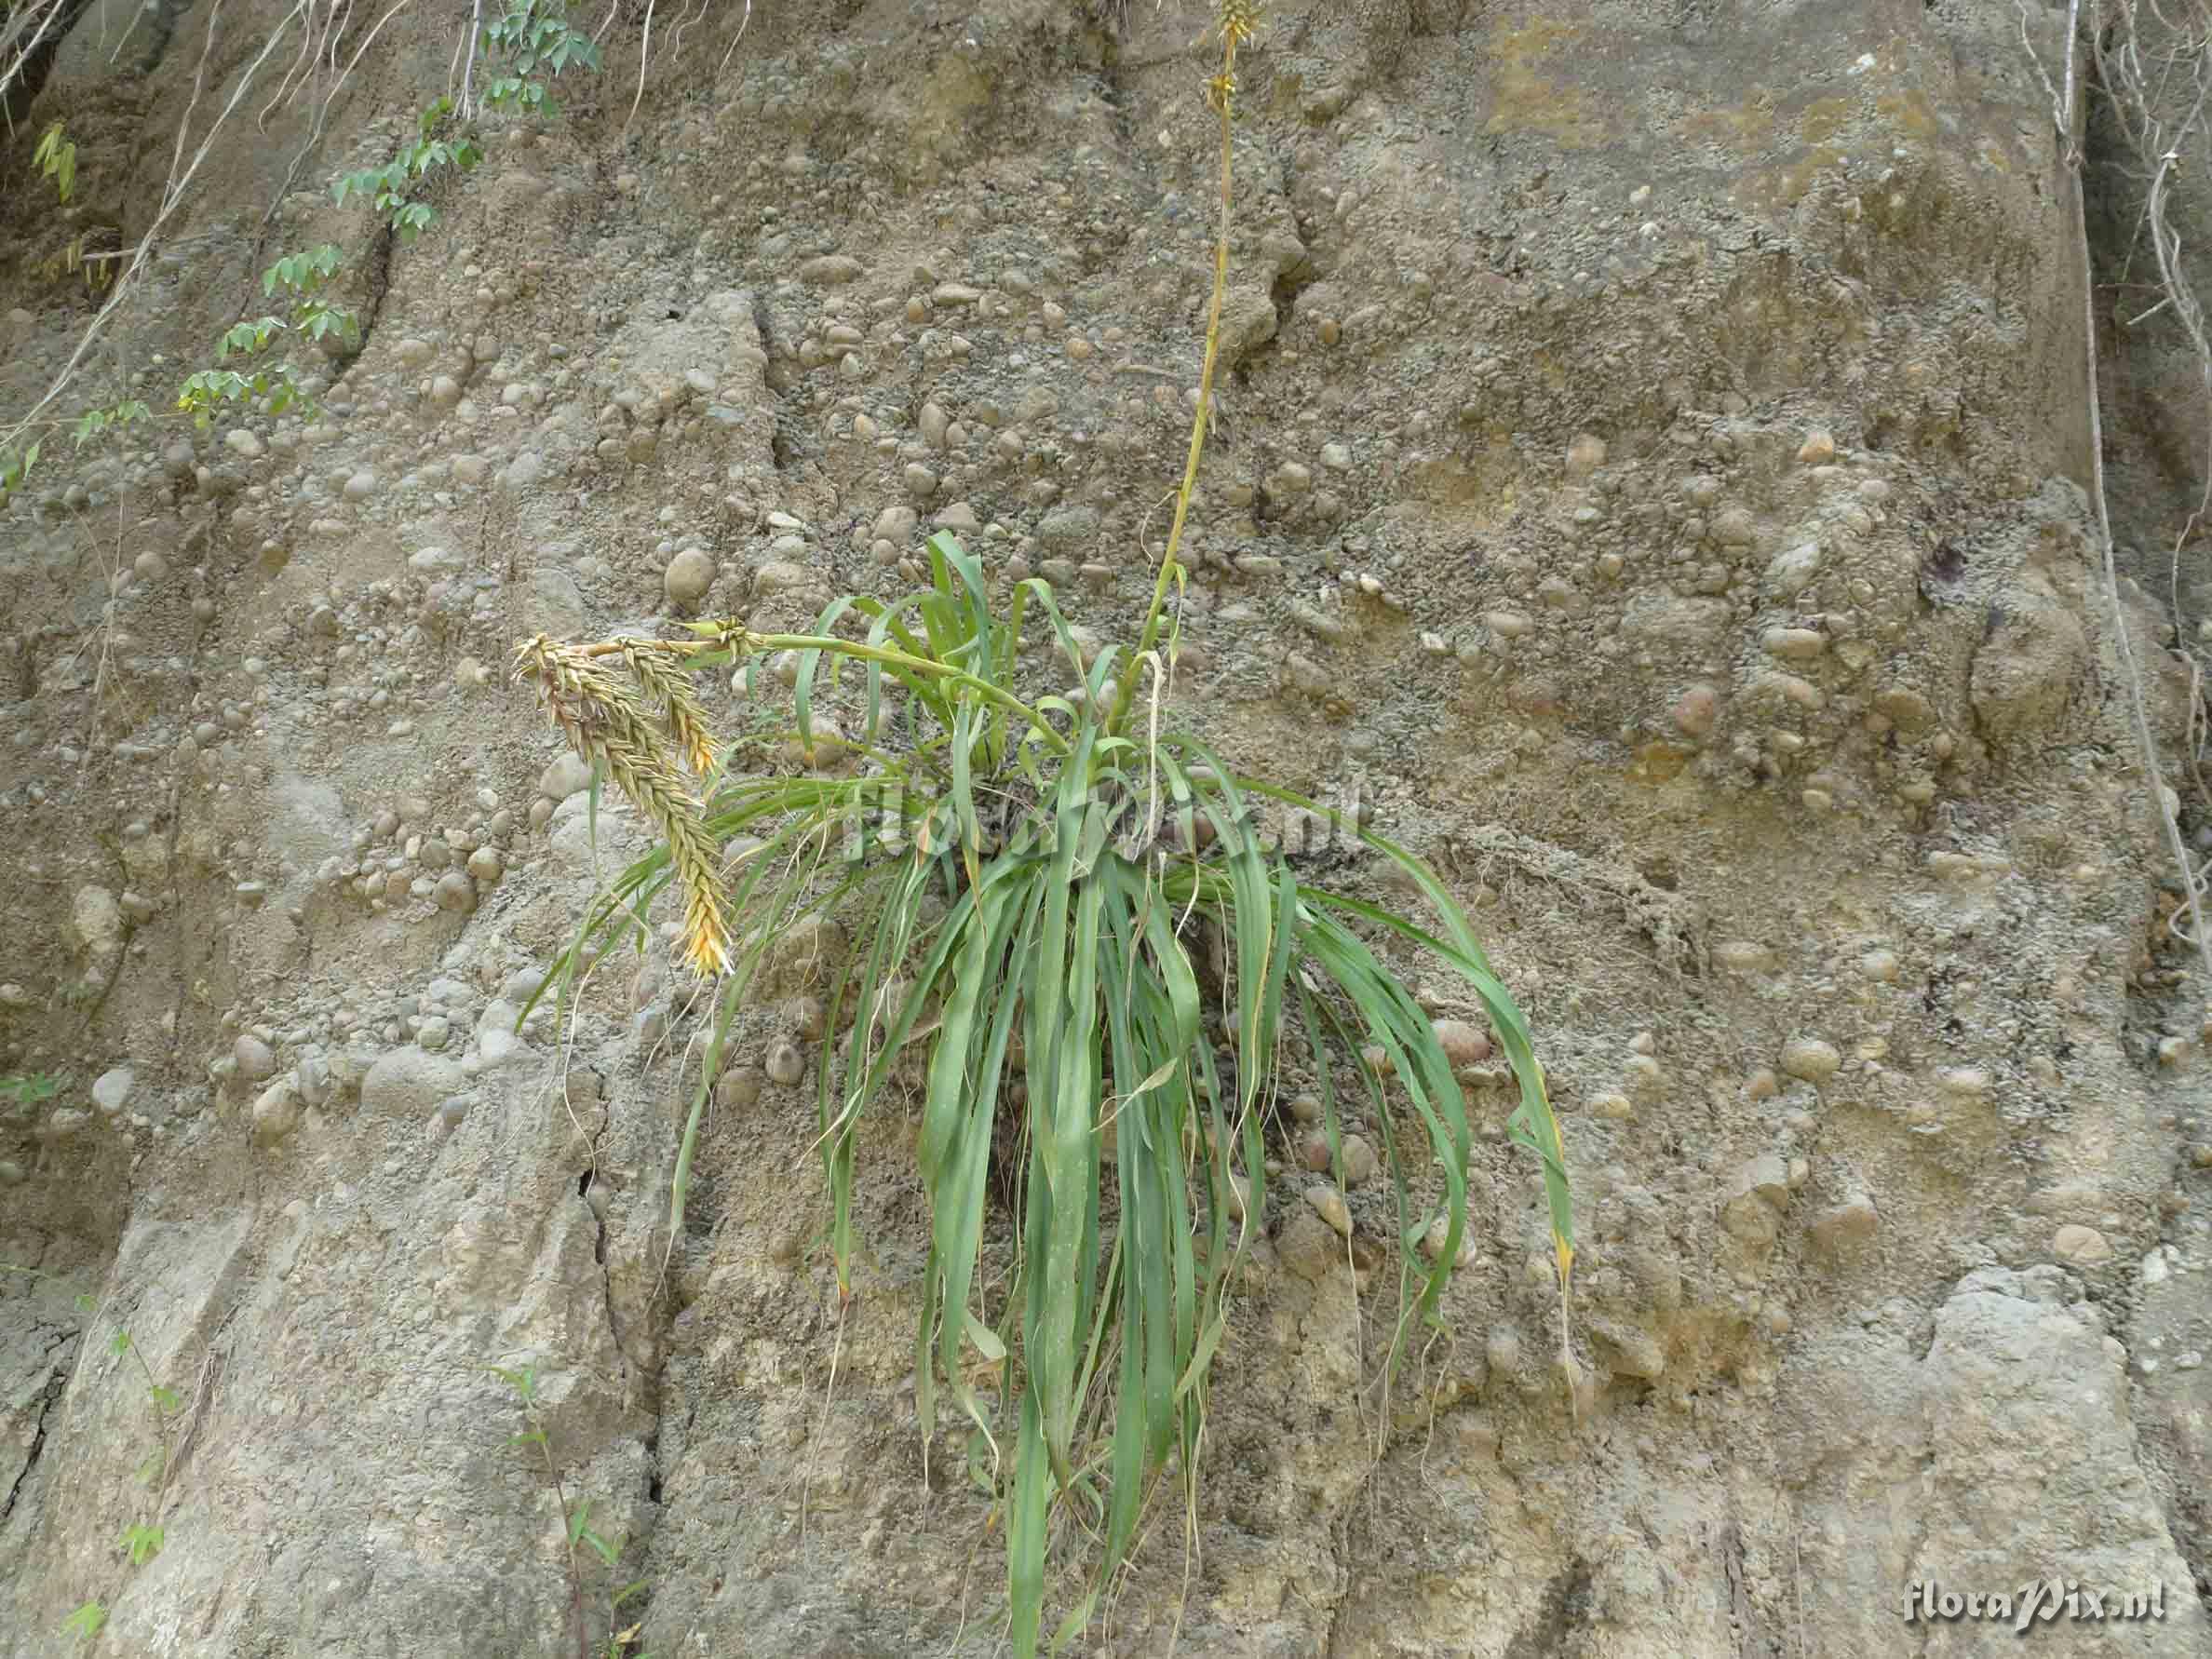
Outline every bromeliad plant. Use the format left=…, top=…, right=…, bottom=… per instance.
left=516, top=538, right=1574, bottom=1650
left=514, top=3, right=1572, bottom=1653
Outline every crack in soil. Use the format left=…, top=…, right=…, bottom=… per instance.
left=0, top=1339, right=76, bottom=1525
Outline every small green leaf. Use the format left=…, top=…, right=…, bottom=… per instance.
left=61, top=1600, right=106, bottom=1639
left=963, top=1312, right=1005, bottom=1363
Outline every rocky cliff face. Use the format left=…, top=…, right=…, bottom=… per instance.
left=3, top=0, right=2208, bottom=1653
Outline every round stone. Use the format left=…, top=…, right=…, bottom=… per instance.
left=1432, top=1018, right=1490, bottom=1069
left=251, top=1078, right=303, bottom=1144
left=2053, top=1223, right=2113, bottom=1265
left=1304, top=1183, right=1352, bottom=1238
left=539, top=754, right=594, bottom=800
left=717, top=1064, right=765, bottom=1110
left=665, top=547, right=716, bottom=606
left=433, top=871, right=478, bottom=913
left=1779, top=1038, right=1841, bottom=1082
left=1564, top=433, right=1608, bottom=477
left=91, top=1066, right=134, bottom=1114
left=764, top=1042, right=806, bottom=1086
left=361, top=1047, right=465, bottom=1117
left=234, top=1035, right=277, bottom=1082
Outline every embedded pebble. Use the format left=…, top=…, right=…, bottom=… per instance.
left=1779, top=1037, right=1840, bottom=1082
left=476, top=1014, right=523, bottom=1070
left=1810, top=1196, right=1880, bottom=1248
left=251, top=1078, right=302, bottom=1144
left=296, top=1051, right=333, bottom=1106
left=540, top=754, right=594, bottom=800
left=1419, top=1213, right=1476, bottom=1267
left=1764, top=543, right=1822, bottom=599
left=1039, top=506, right=1099, bottom=548
left=665, top=547, right=716, bottom=605
left=1432, top=1018, right=1491, bottom=1069
left=235, top=1034, right=277, bottom=1082
left=361, top=1047, right=465, bottom=1116
left=1305, top=1183, right=1352, bottom=1237
left=1873, top=687, right=1936, bottom=734
left=1761, top=627, right=1826, bottom=660
left=2053, top=1223, right=2112, bottom=1265
left=91, top=1066, right=134, bottom=1114
left=433, top=871, right=477, bottom=913
left=765, top=1041, right=806, bottom=1086
left=1485, top=1324, right=1522, bottom=1378
left=1339, top=1134, right=1379, bottom=1187
left=1225, top=1171, right=1255, bottom=1222
left=1276, top=1207, right=1342, bottom=1281
left=1729, top=1154, right=1790, bottom=1208
left=1711, top=507, right=1756, bottom=546
left=1672, top=684, right=1719, bottom=736
left=717, top=1064, right=765, bottom=1110
left=800, top=254, right=865, bottom=284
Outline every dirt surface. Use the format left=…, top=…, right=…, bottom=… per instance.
left=2, top=0, right=2210, bottom=1653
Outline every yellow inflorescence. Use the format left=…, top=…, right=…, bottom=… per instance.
left=513, top=635, right=734, bottom=978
